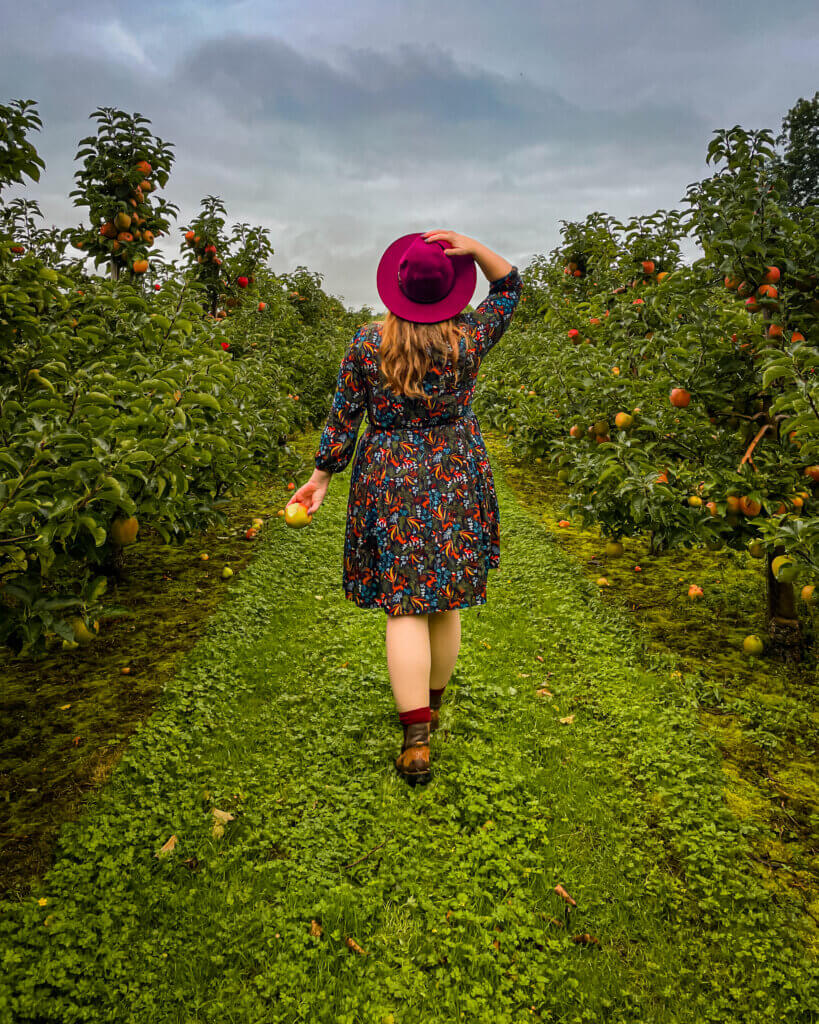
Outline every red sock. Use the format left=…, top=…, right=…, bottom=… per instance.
left=399, top=705, right=431, bottom=725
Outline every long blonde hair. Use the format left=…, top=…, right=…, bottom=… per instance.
left=376, top=312, right=463, bottom=399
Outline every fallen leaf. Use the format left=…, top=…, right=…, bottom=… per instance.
left=554, top=883, right=577, bottom=907
left=156, top=834, right=178, bottom=857
left=211, top=807, right=235, bottom=824
left=559, top=714, right=575, bottom=725
left=572, top=932, right=600, bottom=945
left=536, top=688, right=553, bottom=698
left=535, top=655, right=544, bottom=662
left=547, top=916, right=564, bottom=928
left=59, top=703, right=71, bottom=710
left=346, top=936, right=366, bottom=955
left=310, top=919, right=323, bottom=937
left=493, top=939, right=500, bottom=950
left=517, top=672, right=531, bottom=678
left=212, top=822, right=225, bottom=839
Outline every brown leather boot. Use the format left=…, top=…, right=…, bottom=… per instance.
left=394, top=721, right=431, bottom=784
left=429, top=687, right=446, bottom=732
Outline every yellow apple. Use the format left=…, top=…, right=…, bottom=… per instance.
left=284, top=502, right=313, bottom=529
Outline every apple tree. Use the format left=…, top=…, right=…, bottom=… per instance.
left=68, top=106, right=177, bottom=281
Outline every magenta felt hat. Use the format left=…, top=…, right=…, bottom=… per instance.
left=376, top=232, right=477, bottom=323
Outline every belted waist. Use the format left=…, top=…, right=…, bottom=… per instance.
left=367, top=410, right=474, bottom=433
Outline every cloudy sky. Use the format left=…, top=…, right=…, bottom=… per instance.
left=1, top=0, right=817, bottom=311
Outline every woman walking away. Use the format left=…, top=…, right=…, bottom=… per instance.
left=288, top=229, right=522, bottom=785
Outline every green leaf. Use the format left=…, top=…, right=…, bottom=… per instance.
left=181, top=392, right=221, bottom=413
left=762, top=364, right=793, bottom=388
left=78, top=514, right=107, bottom=547
left=10, top=500, right=40, bottom=515
left=3, top=584, right=33, bottom=607
left=121, top=450, right=155, bottom=463
left=43, top=596, right=85, bottom=612
left=86, top=575, right=108, bottom=602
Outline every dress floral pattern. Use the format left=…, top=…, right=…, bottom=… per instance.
left=314, top=265, right=523, bottom=615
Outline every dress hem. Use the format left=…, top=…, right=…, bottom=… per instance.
left=342, top=558, right=498, bottom=615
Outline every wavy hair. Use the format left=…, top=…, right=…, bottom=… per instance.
left=375, top=312, right=464, bottom=400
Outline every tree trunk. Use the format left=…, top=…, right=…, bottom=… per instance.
left=110, top=258, right=120, bottom=282
left=765, top=546, right=802, bottom=662
left=101, top=544, right=125, bottom=582
left=759, top=296, right=802, bottom=661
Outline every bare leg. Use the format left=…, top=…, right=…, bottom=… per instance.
left=428, top=608, right=461, bottom=692
left=385, top=613, right=431, bottom=713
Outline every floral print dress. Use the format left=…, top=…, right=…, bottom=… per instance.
left=314, top=265, right=523, bottom=615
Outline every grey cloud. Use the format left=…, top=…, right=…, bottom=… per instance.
left=0, top=1, right=814, bottom=308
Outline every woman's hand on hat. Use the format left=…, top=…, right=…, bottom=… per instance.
left=422, top=229, right=475, bottom=257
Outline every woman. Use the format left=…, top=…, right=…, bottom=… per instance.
left=288, top=229, right=522, bottom=785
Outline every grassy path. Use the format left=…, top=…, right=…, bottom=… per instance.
left=1, top=429, right=817, bottom=1024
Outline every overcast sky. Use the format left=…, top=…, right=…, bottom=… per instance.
left=1, top=0, right=817, bottom=311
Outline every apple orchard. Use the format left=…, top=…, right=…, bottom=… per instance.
left=1, top=100, right=819, bottom=666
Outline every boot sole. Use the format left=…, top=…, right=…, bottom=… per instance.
left=394, top=764, right=432, bottom=785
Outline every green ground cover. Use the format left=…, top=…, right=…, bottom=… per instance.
left=0, top=428, right=817, bottom=1023
left=0, top=473, right=291, bottom=897
left=489, top=438, right=819, bottom=922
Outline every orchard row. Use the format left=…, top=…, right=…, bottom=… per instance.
left=0, top=101, right=374, bottom=657
left=473, top=124, right=819, bottom=659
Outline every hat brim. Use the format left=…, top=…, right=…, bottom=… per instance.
left=376, top=232, right=477, bottom=323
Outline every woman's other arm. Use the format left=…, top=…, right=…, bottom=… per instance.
left=422, top=231, right=521, bottom=357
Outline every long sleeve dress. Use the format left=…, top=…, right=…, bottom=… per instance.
left=314, top=265, right=523, bottom=616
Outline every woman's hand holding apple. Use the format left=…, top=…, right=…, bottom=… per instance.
left=289, top=469, right=331, bottom=516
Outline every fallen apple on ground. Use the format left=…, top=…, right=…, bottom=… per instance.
left=743, top=634, right=764, bottom=656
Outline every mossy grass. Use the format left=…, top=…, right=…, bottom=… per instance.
left=0, top=428, right=817, bottom=1022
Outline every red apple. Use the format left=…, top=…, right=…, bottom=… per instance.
left=670, top=388, right=691, bottom=408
